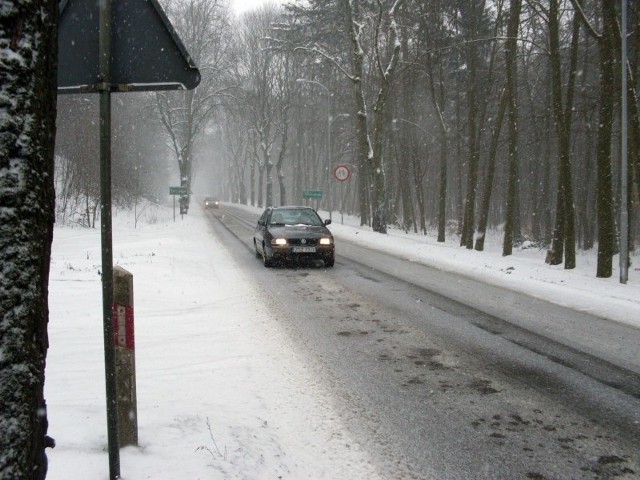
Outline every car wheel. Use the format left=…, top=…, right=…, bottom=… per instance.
left=262, top=244, right=274, bottom=268
left=324, top=255, right=335, bottom=268
left=254, top=239, right=261, bottom=259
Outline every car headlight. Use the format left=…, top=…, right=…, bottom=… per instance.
left=319, top=238, right=333, bottom=245
left=272, top=238, right=287, bottom=246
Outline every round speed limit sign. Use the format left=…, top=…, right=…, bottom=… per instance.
left=333, top=164, right=351, bottom=182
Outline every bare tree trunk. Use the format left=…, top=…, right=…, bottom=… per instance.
left=460, top=1, right=482, bottom=249
left=398, top=29, right=418, bottom=233
left=628, top=4, right=640, bottom=240
left=547, top=1, right=579, bottom=269
left=502, top=0, right=522, bottom=256
left=157, top=86, right=198, bottom=212
left=437, top=136, right=448, bottom=242
left=265, top=150, right=274, bottom=207
left=342, top=0, right=372, bottom=226
left=460, top=101, right=479, bottom=246
left=0, top=1, right=58, bottom=478
left=371, top=104, right=389, bottom=233
left=258, top=165, right=265, bottom=208
left=250, top=154, right=256, bottom=207
left=370, top=0, right=403, bottom=234
left=411, top=146, right=426, bottom=235
left=627, top=63, right=640, bottom=251
left=393, top=127, right=415, bottom=232
left=595, top=0, right=618, bottom=277
left=423, top=36, right=449, bottom=242
left=541, top=115, right=553, bottom=246
left=581, top=135, right=596, bottom=250
left=85, top=193, right=92, bottom=228
left=476, top=87, right=508, bottom=251
left=276, top=117, right=290, bottom=206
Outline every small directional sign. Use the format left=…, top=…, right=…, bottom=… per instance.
left=169, top=186, right=188, bottom=196
left=303, top=190, right=323, bottom=199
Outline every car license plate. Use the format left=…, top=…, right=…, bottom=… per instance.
left=293, top=246, right=316, bottom=253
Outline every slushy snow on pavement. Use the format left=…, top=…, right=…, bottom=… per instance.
left=45, top=202, right=639, bottom=479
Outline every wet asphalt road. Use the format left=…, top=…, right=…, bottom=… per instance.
left=204, top=205, right=640, bottom=480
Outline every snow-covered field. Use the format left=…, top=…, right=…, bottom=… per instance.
left=44, top=202, right=639, bottom=479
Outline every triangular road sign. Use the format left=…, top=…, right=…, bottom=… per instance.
left=58, top=0, right=201, bottom=93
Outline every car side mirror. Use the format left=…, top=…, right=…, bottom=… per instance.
left=324, top=219, right=332, bottom=226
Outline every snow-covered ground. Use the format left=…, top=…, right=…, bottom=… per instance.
left=44, top=203, right=639, bottom=479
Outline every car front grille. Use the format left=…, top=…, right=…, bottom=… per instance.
left=288, top=238, right=319, bottom=246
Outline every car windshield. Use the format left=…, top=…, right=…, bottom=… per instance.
left=270, top=209, right=323, bottom=226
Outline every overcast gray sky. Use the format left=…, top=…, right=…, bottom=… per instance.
left=231, top=0, right=283, bottom=15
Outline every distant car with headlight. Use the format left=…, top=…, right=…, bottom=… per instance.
left=253, top=206, right=335, bottom=268
left=204, top=196, right=220, bottom=209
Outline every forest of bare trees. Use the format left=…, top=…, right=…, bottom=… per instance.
left=54, top=0, right=639, bottom=279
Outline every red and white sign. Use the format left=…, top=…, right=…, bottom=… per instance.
left=113, top=303, right=135, bottom=350
left=333, top=164, right=351, bottom=182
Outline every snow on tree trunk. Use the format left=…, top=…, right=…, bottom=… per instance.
left=0, top=1, right=58, bottom=478
left=342, top=0, right=372, bottom=227
left=344, top=0, right=404, bottom=234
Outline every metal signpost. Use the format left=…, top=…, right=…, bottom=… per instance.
left=303, top=190, right=323, bottom=211
left=333, top=164, right=352, bottom=224
left=170, top=186, right=189, bottom=221
left=58, top=1, right=200, bottom=478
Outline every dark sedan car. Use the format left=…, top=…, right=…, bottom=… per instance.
left=253, top=206, right=335, bottom=268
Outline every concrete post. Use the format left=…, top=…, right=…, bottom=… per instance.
left=113, top=266, right=138, bottom=447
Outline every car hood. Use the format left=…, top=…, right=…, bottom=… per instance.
left=268, top=225, right=332, bottom=238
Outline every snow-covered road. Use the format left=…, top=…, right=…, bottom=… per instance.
left=44, top=202, right=639, bottom=479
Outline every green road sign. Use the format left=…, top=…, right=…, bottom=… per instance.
left=170, top=186, right=188, bottom=195
left=303, top=190, right=323, bottom=199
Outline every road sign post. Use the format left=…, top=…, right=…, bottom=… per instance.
left=113, top=266, right=138, bottom=448
left=333, top=164, right=352, bottom=224
left=170, top=186, right=188, bottom=221
left=58, top=1, right=200, bottom=478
